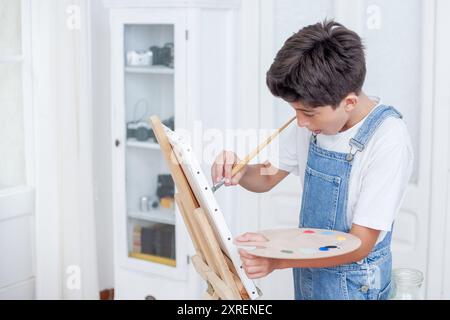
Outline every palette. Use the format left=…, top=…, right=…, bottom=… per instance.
left=235, top=228, right=361, bottom=260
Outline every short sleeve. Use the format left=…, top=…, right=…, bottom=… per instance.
left=352, top=123, right=414, bottom=231
left=272, top=124, right=300, bottom=176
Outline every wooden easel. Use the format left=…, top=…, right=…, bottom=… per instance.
left=149, top=116, right=250, bottom=300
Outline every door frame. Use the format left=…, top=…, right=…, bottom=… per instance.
left=427, top=0, right=450, bottom=300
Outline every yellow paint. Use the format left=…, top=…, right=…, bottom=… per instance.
left=337, top=236, right=346, bottom=242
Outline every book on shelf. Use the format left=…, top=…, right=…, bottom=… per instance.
left=132, top=225, right=142, bottom=253
left=141, top=224, right=175, bottom=260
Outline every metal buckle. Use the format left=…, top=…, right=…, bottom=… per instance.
left=347, top=139, right=364, bottom=162
left=346, top=147, right=358, bottom=162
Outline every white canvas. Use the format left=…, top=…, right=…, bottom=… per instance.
left=163, top=125, right=261, bottom=300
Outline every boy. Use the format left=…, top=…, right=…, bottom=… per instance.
left=211, top=20, right=413, bottom=300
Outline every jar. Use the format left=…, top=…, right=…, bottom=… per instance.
left=140, top=196, right=149, bottom=212
left=389, top=268, right=424, bottom=300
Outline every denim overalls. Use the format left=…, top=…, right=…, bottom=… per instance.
left=293, top=105, right=402, bottom=300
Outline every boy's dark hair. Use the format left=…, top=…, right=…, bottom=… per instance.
left=266, top=20, right=366, bottom=108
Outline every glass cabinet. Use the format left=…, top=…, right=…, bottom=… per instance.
left=110, top=9, right=188, bottom=281
left=107, top=1, right=240, bottom=298
left=124, top=24, right=176, bottom=267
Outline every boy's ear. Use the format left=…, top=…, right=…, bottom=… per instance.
left=342, top=93, right=358, bottom=112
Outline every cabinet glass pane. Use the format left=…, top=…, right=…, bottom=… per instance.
left=124, top=24, right=176, bottom=266
left=0, top=0, right=21, bottom=56
left=0, top=63, right=25, bottom=188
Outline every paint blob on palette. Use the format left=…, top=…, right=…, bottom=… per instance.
left=234, top=228, right=361, bottom=260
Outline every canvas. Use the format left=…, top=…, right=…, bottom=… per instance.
left=163, top=124, right=261, bottom=300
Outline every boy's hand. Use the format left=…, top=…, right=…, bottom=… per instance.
left=235, top=232, right=277, bottom=279
left=211, top=151, right=248, bottom=187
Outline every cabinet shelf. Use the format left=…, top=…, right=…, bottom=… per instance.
left=129, top=252, right=176, bottom=267
left=128, top=210, right=175, bottom=225
left=126, top=139, right=160, bottom=150
left=125, top=66, right=174, bottom=75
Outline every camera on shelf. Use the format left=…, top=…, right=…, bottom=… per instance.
left=146, top=116, right=174, bottom=141
left=127, top=117, right=174, bottom=143
left=126, top=50, right=153, bottom=67
left=127, top=121, right=155, bottom=142
left=162, top=116, right=174, bottom=131
left=149, top=43, right=174, bottom=68
left=139, top=195, right=160, bottom=212
left=157, top=174, right=175, bottom=199
left=157, top=174, right=175, bottom=210
left=138, top=174, right=175, bottom=214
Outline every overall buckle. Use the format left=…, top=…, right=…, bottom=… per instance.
left=347, top=139, right=365, bottom=162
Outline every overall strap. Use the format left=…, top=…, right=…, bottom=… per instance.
left=347, top=105, right=403, bottom=161
left=374, top=223, right=394, bottom=251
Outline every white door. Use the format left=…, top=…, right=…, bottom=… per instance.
left=258, top=0, right=437, bottom=299
left=257, top=0, right=336, bottom=300
left=0, top=0, right=35, bottom=299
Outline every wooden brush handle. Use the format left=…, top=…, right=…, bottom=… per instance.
left=231, top=116, right=296, bottom=176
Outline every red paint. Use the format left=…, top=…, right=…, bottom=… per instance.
left=303, top=230, right=315, bottom=234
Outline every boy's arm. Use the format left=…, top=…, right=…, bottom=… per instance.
left=237, top=224, right=380, bottom=279
left=211, top=150, right=289, bottom=193
left=239, top=163, right=290, bottom=193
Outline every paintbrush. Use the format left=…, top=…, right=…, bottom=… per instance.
left=211, top=116, right=297, bottom=193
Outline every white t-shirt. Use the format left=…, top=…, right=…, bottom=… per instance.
left=273, top=98, right=414, bottom=244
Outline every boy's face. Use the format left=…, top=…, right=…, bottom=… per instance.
left=290, top=96, right=356, bottom=135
